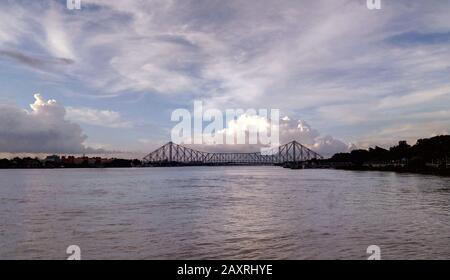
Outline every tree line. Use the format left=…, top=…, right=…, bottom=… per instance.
left=328, top=135, right=450, bottom=169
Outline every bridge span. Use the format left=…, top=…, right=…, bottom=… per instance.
left=143, top=141, right=323, bottom=167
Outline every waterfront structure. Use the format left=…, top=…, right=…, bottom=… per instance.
left=143, top=140, right=323, bottom=166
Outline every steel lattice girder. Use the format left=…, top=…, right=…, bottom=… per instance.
left=143, top=141, right=323, bottom=165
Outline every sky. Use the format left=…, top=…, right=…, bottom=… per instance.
left=0, top=0, right=450, bottom=158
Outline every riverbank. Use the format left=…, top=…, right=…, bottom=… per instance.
left=330, top=165, right=450, bottom=177
left=0, top=157, right=142, bottom=169
left=3, top=163, right=450, bottom=177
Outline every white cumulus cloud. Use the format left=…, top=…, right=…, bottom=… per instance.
left=188, top=113, right=351, bottom=157
left=0, top=94, right=101, bottom=154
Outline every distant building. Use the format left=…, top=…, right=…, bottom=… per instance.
left=44, top=155, right=61, bottom=167
left=73, top=157, right=87, bottom=165
left=87, top=157, right=102, bottom=166
left=23, top=158, right=41, bottom=168
left=61, top=156, right=75, bottom=165
left=101, top=158, right=113, bottom=165
left=45, top=155, right=61, bottom=163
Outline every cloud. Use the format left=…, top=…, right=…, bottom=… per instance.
left=378, top=85, right=450, bottom=109
left=312, top=135, right=356, bottom=157
left=278, top=118, right=352, bottom=157
left=187, top=114, right=351, bottom=157
left=66, top=106, right=133, bottom=128
left=42, top=8, right=76, bottom=60
left=0, top=94, right=99, bottom=154
left=1, top=0, right=450, bottom=150
left=0, top=50, right=74, bottom=70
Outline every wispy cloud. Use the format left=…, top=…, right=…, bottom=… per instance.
left=0, top=50, right=74, bottom=69
left=1, top=0, right=450, bottom=152
left=378, top=85, right=450, bottom=109
left=66, top=106, right=134, bottom=128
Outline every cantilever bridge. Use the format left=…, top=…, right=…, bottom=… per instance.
left=143, top=141, right=323, bottom=167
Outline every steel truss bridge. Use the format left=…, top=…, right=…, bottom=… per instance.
left=143, top=141, right=323, bottom=167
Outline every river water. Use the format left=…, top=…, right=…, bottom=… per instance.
left=0, top=167, right=449, bottom=260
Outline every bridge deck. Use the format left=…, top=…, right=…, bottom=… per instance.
left=143, top=141, right=323, bottom=166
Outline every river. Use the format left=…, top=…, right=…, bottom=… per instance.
left=0, top=167, right=449, bottom=259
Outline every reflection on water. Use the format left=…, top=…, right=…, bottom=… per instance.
left=0, top=167, right=449, bottom=259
